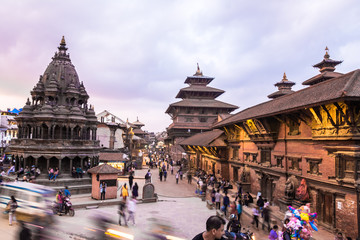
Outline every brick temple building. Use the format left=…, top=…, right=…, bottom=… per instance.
left=9, top=37, right=100, bottom=174
left=180, top=49, right=360, bottom=238
left=165, top=64, right=238, bottom=161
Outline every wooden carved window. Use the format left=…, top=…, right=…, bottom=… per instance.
left=288, top=119, right=300, bottom=136
left=232, top=147, right=239, bottom=160
left=288, top=157, right=302, bottom=171
left=251, top=153, right=258, bottom=162
left=260, top=149, right=271, bottom=163
left=185, top=118, right=193, bottom=122
left=306, top=158, right=322, bottom=175
left=233, top=167, right=239, bottom=182
left=274, top=155, right=284, bottom=168
left=336, top=155, right=355, bottom=179
left=199, top=117, right=207, bottom=122
left=244, top=153, right=250, bottom=161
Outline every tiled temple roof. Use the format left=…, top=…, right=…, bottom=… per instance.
left=215, top=69, right=360, bottom=127
left=178, top=129, right=225, bottom=147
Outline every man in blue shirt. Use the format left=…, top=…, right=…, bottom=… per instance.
left=64, top=186, right=71, bottom=198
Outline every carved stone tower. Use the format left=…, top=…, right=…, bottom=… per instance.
left=9, top=37, right=100, bottom=174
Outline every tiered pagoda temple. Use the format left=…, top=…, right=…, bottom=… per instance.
left=165, top=64, right=238, bottom=161
left=9, top=37, right=100, bottom=174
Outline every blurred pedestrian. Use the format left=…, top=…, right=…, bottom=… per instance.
left=122, top=183, right=129, bottom=201
left=187, top=172, right=192, bottom=184
left=164, top=170, right=167, bottom=181
left=262, top=202, right=271, bottom=232
left=118, top=199, right=127, bottom=226
left=127, top=198, right=137, bottom=225
left=132, top=182, right=139, bottom=199
left=215, top=189, right=221, bottom=210
left=222, top=193, right=230, bottom=216
left=175, top=172, right=179, bottom=184
left=19, top=221, right=32, bottom=240
left=129, top=173, right=134, bottom=190
left=252, top=206, right=259, bottom=229
left=7, top=195, right=17, bottom=226
left=237, top=200, right=243, bottom=223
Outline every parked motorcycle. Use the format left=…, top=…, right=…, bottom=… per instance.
left=52, top=197, right=75, bottom=216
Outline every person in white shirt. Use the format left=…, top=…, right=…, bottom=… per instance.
left=215, top=189, right=221, bottom=210
left=127, top=198, right=137, bottom=225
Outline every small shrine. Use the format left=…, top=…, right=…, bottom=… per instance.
left=88, top=163, right=121, bottom=200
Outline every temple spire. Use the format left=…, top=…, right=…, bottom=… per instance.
left=324, top=46, right=330, bottom=59
left=302, top=46, right=343, bottom=86
left=268, top=72, right=295, bottom=99
left=283, top=72, right=288, bottom=81
left=58, top=36, right=68, bottom=52
left=60, top=36, right=66, bottom=46
left=194, top=63, right=203, bottom=76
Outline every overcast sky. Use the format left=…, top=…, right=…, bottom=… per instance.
left=1, top=0, right=360, bottom=133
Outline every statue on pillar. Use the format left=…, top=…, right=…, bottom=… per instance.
left=295, top=178, right=310, bottom=202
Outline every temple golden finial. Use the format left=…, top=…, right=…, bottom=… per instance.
left=324, top=46, right=330, bottom=59
left=283, top=72, right=288, bottom=81
left=60, top=36, right=66, bottom=45
left=195, top=63, right=203, bottom=76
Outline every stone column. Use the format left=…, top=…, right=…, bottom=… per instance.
left=35, top=158, right=38, bottom=167
left=52, top=125, right=55, bottom=139
left=81, top=157, right=84, bottom=170
left=48, top=126, right=51, bottom=139
left=58, top=158, right=62, bottom=173
left=15, top=156, right=19, bottom=171
left=70, top=158, right=73, bottom=173
left=24, top=157, right=27, bottom=168
left=70, top=128, right=74, bottom=140
left=40, top=126, right=44, bottom=139
left=46, top=158, right=50, bottom=170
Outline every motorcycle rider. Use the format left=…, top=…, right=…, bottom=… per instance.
left=56, top=190, right=64, bottom=216
left=226, top=214, right=241, bottom=239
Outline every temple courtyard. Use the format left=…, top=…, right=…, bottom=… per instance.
left=0, top=167, right=335, bottom=239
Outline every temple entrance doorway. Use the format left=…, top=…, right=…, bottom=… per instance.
left=83, top=157, right=89, bottom=170
left=317, top=191, right=334, bottom=227
left=61, top=157, right=70, bottom=174
left=260, top=174, right=273, bottom=201
left=73, top=156, right=81, bottom=168
left=38, top=156, right=47, bottom=173
left=49, top=157, right=59, bottom=170
left=26, top=156, right=35, bottom=168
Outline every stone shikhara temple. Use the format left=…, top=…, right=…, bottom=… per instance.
left=9, top=37, right=100, bottom=174
left=180, top=48, right=360, bottom=238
